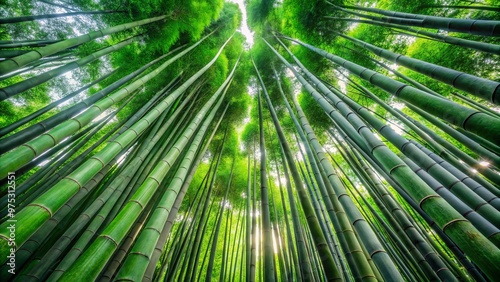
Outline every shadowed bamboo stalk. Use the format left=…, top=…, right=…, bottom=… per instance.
left=143, top=105, right=228, bottom=282
left=253, top=59, right=276, bottom=282
left=55, top=37, right=233, bottom=281
left=21, top=83, right=185, bottom=281
left=206, top=157, right=234, bottom=282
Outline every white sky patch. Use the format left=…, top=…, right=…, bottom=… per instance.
left=323, top=143, right=338, bottom=154
left=347, top=21, right=359, bottom=32
left=388, top=122, right=403, bottom=135
left=390, top=101, right=405, bottom=110
left=227, top=0, right=254, bottom=48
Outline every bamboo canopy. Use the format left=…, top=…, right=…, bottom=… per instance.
left=0, top=0, right=499, bottom=281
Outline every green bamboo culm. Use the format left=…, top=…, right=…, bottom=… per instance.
left=329, top=3, right=500, bottom=36
left=0, top=34, right=232, bottom=262
left=113, top=58, right=238, bottom=281
left=253, top=58, right=342, bottom=282
left=0, top=10, right=124, bottom=24
left=0, top=68, right=118, bottom=138
left=0, top=36, right=136, bottom=102
left=335, top=32, right=500, bottom=104
left=266, top=38, right=404, bottom=281
left=278, top=35, right=500, bottom=144
left=325, top=17, right=500, bottom=55
left=271, top=37, right=500, bottom=281
left=0, top=15, right=166, bottom=75
left=253, top=58, right=276, bottom=282
left=54, top=35, right=234, bottom=281
left=0, top=33, right=209, bottom=181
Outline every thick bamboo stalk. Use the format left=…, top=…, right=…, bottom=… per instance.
left=408, top=104, right=500, bottom=168
left=317, top=77, right=500, bottom=225
left=143, top=105, right=228, bottom=282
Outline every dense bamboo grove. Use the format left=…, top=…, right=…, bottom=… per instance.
left=0, top=0, right=499, bottom=281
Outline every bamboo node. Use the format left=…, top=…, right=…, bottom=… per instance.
left=99, top=234, right=119, bottom=246
left=442, top=219, right=468, bottom=233
left=21, top=143, right=38, bottom=157
left=461, top=111, right=482, bottom=130
left=28, top=203, right=53, bottom=217
left=418, top=194, right=441, bottom=209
